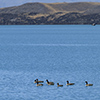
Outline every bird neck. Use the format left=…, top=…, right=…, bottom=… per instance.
left=67, top=81, right=69, bottom=84
left=85, top=81, right=88, bottom=84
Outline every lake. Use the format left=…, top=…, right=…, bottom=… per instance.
left=0, top=25, right=100, bottom=100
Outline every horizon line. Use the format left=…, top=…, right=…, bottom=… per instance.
left=1, top=1, right=100, bottom=8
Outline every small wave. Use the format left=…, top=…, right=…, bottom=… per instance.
left=24, top=44, right=99, bottom=47
left=0, top=44, right=99, bottom=47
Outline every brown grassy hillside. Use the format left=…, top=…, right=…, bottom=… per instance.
left=0, top=2, right=100, bottom=14
left=0, top=2, right=100, bottom=25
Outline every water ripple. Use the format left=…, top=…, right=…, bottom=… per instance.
left=0, top=44, right=99, bottom=46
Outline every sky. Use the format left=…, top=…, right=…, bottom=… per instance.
left=0, top=0, right=100, bottom=8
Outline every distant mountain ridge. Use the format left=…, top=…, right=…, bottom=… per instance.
left=1, top=2, right=100, bottom=14
left=0, top=0, right=100, bottom=8
left=0, top=2, right=100, bottom=25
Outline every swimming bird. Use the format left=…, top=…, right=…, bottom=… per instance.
left=36, top=81, right=43, bottom=86
left=57, top=83, right=63, bottom=87
left=46, top=79, right=54, bottom=85
left=85, top=81, right=93, bottom=86
left=34, top=79, right=44, bottom=83
left=92, top=23, right=96, bottom=26
left=66, top=80, right=75, bottom=85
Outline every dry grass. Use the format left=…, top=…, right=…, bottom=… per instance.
left=0, top=2, right=100, bottom=14
left=42, top=3, right=56, bottom=13
left=89, top=2, right=100, bottom=5
left=28, top=14, right=48, bottom=19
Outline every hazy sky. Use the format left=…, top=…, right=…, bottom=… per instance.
left=0, top=0, right=100, bottom=8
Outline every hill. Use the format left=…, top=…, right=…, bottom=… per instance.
left=0, top=2, right=100, bottom=25
left=0, top=0, right=100, bottom=8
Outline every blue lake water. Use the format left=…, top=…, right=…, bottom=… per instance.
left=0, top=25, right=100, bottom=100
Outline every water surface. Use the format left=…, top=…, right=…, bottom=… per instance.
left=0, top=25, right=100, bottom=100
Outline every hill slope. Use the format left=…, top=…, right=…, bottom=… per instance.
left=0, top=2, right=100, bottom=25
left=0, top=0, right=100, bottom=8
left=1, top=2, right=100, bottom=14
